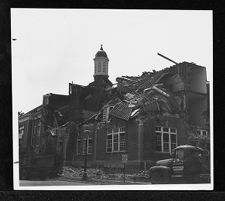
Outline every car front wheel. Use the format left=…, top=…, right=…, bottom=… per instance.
left=150, top=170, right=170, bottom=184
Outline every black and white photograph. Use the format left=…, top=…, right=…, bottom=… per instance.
left=12, top=9, right=213, bottom=190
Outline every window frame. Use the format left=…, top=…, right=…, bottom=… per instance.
left=87, top=138, right=93, bottom=154
left=103, top=62, right=107, bottom=73
left=103, top=106, right=113, bottom=122
left=106, top=127, right=126, bottom=153
left=98, top=62, right=101, bottom=72
left=77, top=137, right=93, bottom=155
left=196, top=129, right=208, bottom=137
left=155, top=126, right=177, bottom=153
left=77, top=139, right=82, bottom=155
left=19, top=125, right=25, bottom=139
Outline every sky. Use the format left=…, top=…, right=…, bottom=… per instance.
left=11, top=9, right=212, bottom=114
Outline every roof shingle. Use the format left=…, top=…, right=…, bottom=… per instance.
left=109, top=101, right=132, bottom=121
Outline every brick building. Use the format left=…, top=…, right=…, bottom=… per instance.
left=19, top=46, right=210, bottom=172
left=18, top=93, right=69, bottom=166
left=70, top=49, right=210, bottom=172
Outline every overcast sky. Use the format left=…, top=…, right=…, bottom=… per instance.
left=11, top=9, right=212, bottom=114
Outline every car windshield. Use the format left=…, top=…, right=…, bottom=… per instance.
left=176, top=149, right=184, bottom=161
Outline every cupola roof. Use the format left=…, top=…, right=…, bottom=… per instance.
left=95, top=45, right=108, bottom=58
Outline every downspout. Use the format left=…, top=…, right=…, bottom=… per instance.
left=136, top=118, right=144, bottom=169
left=63, top=128, right=70, bottom=165
left=94, top=129, right=97, bottom=162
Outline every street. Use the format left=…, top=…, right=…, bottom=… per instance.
left=20, top=178, right=92, bottom=186
left=20, top=177, right=150, bottom=186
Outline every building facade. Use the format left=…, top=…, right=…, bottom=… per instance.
left=71, top=60, right=210, bottom=172
left=18, top=93, right=70, bottom=167
left=19, top=46, right=210, bottom=172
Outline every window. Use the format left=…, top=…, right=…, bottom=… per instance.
left=155, top=133, right=162, bottom=151
left=106, top=135, right=112, bottom=152
left=87, top=138, right=93, bottom=154
left=31, top=121, right=41, bottom=146
left=176, top=149, right=184, bottom=161
left=43, top=95, right=50, bottom=105
left=155, top=127, right=161, bottom=132
left=202, top=131, right=207, bottom=136
left=77, top=137, right=93, bottom=155
left=106, top=127, right=126, bottom=152
left=113, top=134, right=119, bottom=151
left=98, top=62, right=101, bottom=72
left=37, top=121, right=41, bottom=135
left=95, top=63, right=97, bottom=74
left=163, top=127, right=169, bottom=132
left=163, top=133, right=169, bottom=152
left=196, top=129, right=208, bottom=137
left=19, top=126, right=25, bottom=139
left=103, top=106, right=113, bottom=122
left=120, top=132, right=126, bottom=151
left=155, top=126, right=177, bottom=153
left=103, top=62, right=106, bottom=73
left=171, top=134, right=177, bottom=150
left=77, top=139, right=82, bottom=155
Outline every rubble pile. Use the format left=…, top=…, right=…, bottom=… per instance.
left=59, top=166, right=105, bottom=178
left=97, top=70, right=183, bottom=123
left=134, top=170, right=150, bottom=178
left=59, top=166, right=138, bottom=181
left=81, top=67, right=185, bottom=126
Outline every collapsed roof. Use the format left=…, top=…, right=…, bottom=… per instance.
left=74, top=62, right=205, bottom=125
left=97, top=67, right=184, bottom=122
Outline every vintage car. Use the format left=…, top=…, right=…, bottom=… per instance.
left=149, top=145, right=210, bottom=184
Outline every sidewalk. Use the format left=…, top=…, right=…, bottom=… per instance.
left=58, top=176, right=151, bottom=185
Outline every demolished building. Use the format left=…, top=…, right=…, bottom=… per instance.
left=19, top=46, right=210, bottom=172
left=73, top=62, right=210, bottom=171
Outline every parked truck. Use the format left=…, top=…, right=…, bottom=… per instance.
left=149, top=145, right=210, bottom=184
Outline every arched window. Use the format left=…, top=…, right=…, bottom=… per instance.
left=103, top=62, right=106, bottom=73
left=98, top=62, right=101, bottom=72
left=95, top=63, right=97, bottom=73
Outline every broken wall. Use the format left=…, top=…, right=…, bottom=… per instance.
left=188, top=95, right=208, bottom=126
left=188, top=66, right=207, bottom=94
left=19, top=118, right=33, bottom=151
left=165, top=74, right=185, bottom=92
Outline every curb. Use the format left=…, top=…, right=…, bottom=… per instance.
left=57, top=176, right=151, bottom=185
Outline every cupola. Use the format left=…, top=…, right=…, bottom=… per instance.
left=94, top=45, right=109, bottom=77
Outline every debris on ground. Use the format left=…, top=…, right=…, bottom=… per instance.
left=59, top=166, right=105, bottom=178
left=59, top=166, right=149, bottom=182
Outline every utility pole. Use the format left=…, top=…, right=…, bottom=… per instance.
left=82, top=129, right=90, bottom=181
left=123, top=163, right=126, bottom=183
left=122, top=154, right=128, bottom=183
left=83, top=138, right=88, bottom=180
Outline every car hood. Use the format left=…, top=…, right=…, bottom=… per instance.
left=156, top=158, right=173, bottom=167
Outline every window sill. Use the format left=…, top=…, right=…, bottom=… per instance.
left=154, top=151, right=171, bottom=154
left=105, top=151, right=127, bottom=154
left=77, top=153, right=93, bottom=156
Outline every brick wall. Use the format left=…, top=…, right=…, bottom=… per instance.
left=143, top=117, right=188, bottom=162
